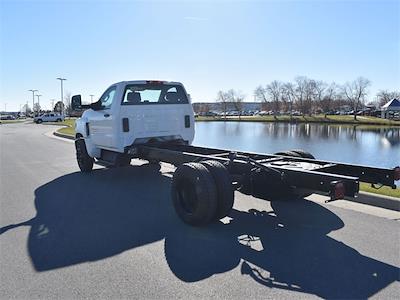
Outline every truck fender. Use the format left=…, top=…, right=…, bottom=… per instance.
left=75, top=117, right=101, bottom=158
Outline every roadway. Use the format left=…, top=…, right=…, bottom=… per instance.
left=1, top=122, right=399, bottom=299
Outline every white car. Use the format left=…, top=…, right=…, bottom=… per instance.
left=72, top=80, right=195, bottom=171
left=34, top=113, right=64, bottom=123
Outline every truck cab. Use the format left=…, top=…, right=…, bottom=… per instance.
left=72, top=80, right=195, bottom=162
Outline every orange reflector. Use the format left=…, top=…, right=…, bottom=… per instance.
left=330, top=181, right=345, bottom=200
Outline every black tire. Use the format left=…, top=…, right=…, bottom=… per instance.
left=57, top=118, right=62, bottom=122
left=171, top=162, right=218, bottom=226
left=37, top=119, right=42, bottom=124
left=75, top=138, right=94, bottom=172
left=201, top=160, right=234, bottom=220
left=274, top=151, right=302, bottom=157
left=290, top=149, right=315, bottom=159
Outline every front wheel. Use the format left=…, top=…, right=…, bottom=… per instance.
left=75, top=138, right=94, bottom=172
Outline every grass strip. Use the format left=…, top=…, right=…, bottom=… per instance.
left=359, top=182, right=400, bottom=198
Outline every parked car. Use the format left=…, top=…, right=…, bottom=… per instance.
left=0, top=115, right=15, bottom=120
left=34, top=113, right=64, bottom=123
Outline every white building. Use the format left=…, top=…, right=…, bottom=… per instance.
left=381, top=98, right=400, bottom=119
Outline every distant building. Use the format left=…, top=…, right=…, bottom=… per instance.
left=381, top=98, right=400, bottom=119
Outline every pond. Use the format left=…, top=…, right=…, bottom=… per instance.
left=193, top=122, right=400, bottom=169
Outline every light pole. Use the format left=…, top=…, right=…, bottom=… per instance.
left=36, top=94, right=42, bottom=116
left=28, top=89, right=38, bottom=117
left=90, top=94, right=94, bottom=102
left=57, top=77, right=67, bottom=116
left=4, top=103, right=7, bottom=112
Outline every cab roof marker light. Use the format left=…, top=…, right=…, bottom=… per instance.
left=146, top=80, right=165, bottom=84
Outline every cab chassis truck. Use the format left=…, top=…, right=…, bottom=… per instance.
left=71, top=80, right=400, bottom=227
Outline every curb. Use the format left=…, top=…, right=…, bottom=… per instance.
left=350, top=191, right=400, bottom=212
left=53, top=131, right=75, bottom=140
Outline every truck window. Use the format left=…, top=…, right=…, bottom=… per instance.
left=99, top=86, right=117, bottom=109
left=122, top=84, right=188, bottom=105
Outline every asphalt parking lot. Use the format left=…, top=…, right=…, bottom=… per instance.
left=1, top=123, right=399, bottom=299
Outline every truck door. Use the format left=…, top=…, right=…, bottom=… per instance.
left=89, top=86, right=117, bottom=149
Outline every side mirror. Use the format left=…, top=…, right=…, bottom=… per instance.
left=71, top=95, right=82, bottom=110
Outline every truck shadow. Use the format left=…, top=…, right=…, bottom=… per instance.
left=1, top=164, right=398, bottom=298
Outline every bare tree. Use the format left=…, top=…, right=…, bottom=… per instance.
left=33, top=102, right=41, bottom=115
left=282, top=82, right=295, bottom=120
left=21, top=104, right=31, bottom=114
left=293, top=76, right=308, bottom=115
left=314, top=80, right=327, bottom=113
left=54, top=101, right=64, bottom=113
left=303, top=78, right=317, bottom=116
left=255, top=85, right=268, bottom=103
left=376, top=90, right=400, bottom=106
left=321, top=82, right=337, bottom=117
left=227, top=89, right=245, bottom=119
left=216, top=90, right=229, bottom=119
left=64, top=91, right=72, bottom=117
left=266, top=80, right=282, bottom=117
left=342, top=77, right=371, bottom=120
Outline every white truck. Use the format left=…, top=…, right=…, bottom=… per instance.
left=72, top=80, right=399, bottom=227
left=73, top=80, right=194, bottom=170
left=34, top=113, right=64, bottom=123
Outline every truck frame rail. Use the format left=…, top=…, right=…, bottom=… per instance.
left=131, top=143, right=399, bottom=202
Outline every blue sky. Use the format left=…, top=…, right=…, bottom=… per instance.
left=0, top=0, right=399, bottom=111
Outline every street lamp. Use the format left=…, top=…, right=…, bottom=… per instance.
left=28, top=89, right=38, bottom=117
left=90, top=94, right=94, bottom=102
left=36, top=94, right=42, bottom=116
left=57, top=77, right=67, bottom=116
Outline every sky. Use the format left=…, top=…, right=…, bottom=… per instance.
left=0, top=0, right=399, bottom=111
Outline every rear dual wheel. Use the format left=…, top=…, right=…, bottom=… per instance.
left=171, top=161, right=234, bottom=226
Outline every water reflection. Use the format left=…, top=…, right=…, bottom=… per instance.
left=193, top=122, right=400, bottom=169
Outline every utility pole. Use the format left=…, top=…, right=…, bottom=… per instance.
left=28, top=89, right=38, bottom=117
left=4, top=103, right=7, bottom=112
left=57, top=77, right=67, bottom=116
left=36, top=94, right=42, bottom=116
left=90, top=94, right=94, bottom=102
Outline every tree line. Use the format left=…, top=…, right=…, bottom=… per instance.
left=215, top=76, right=399, bottom=120
left=21, top=92, right=73, bottom=115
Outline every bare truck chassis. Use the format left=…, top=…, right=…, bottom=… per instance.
left=117, top=142, right=400, bottom=226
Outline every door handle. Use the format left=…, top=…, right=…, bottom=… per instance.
left=104, top=113, right=110, bottom=118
